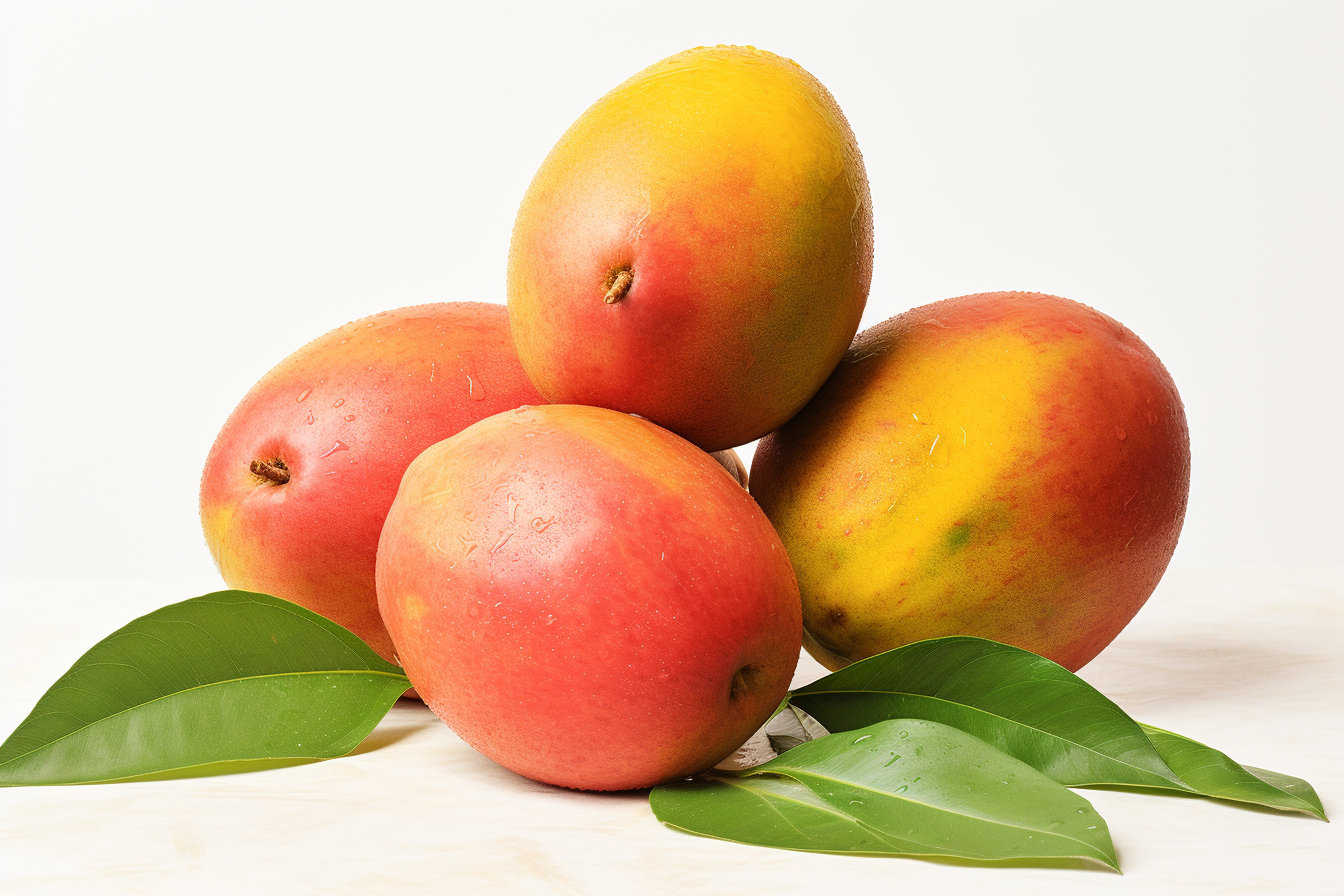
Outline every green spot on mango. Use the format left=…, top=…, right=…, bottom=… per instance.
left=943, top=522, right=973, bottom=554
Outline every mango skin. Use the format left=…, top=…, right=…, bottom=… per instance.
left=508, top=45, right=873, bottom=451
left=199, top=303, right=545, bottom=666
left=375, top=405, right=802, bottom=791
left=750, top=292, right=1190, bottom=672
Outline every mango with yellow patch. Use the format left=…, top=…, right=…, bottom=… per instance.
left=508, top=45, right=872, bottom=451
left=750, top=291, right=1190, bottom=672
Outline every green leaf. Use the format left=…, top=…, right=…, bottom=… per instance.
left=1141, top=724, right=1327, bottom=820
left=790, top=637, right=1187, bottom=789
left=0, top=590, right=411, bottom=786
left=789, top=637, right=1326, bottom=818
left=653, top=719, right=1119, bottom=869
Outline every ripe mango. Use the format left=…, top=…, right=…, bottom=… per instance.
left=199, top=303, right=544, bottom=667
left=750, top=292, right=1190, bottom=671
left=508, top=46, right=873, bottom=451
left=376, top=405, right=802, bottom=790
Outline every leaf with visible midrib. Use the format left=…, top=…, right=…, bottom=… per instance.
left=653, top=718, right=1119, bottom=869
left=791, top=637, right=1187, bottom=789
left=0, top=590, right=411, bottom=786
left=789, top=637, right=1325, bottom=818
left=1141, top=724, right=1326, bottom=819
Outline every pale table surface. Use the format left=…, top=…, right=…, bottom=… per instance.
left=2, top=568, right=1340, bottom=895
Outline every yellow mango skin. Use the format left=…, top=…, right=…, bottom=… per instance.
left=508, top=46, right=872, bottom=451
left=750, top=292, right=1191, bottom=672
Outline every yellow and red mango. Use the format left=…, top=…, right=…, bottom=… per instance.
left=507, top=45, right=873, bottom=451
left=750, top=291, right=1190, bottom=672
left=199, top=303, right=544, bottom=666
left=376, top=405, right=802, bottom=791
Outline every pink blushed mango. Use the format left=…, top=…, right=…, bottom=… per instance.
left=508, top=46, right=873, bottom=451
left=376, top=405, right=802, bottom=790
left=199, top=303, right=544, bottom=667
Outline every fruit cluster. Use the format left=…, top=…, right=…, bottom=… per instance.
left=200, top=46, right=1189, bottom=792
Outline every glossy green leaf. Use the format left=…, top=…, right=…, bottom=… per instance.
left=653, top=719, right=1119, bottom=869
left=1141, top=724, right=1327, bottom=819
left=0, top=590, right=411, bottom=785
left=789, top=637, right=1326, bottom=817
left=791, top=637, right=1187, bottom=789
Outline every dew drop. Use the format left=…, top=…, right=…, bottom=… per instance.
left=1146, top=409, right=1158, bottom=425
left=894, top=785, right=908, bottom=794
left=1066, top=320, right=1083, bottom=333
left=1115, top=425, right=1127, bottom=440
left=333, top=398, right=346, bottom=408
left=296, top=388, right=311, bottom=403
left=319, top=440, right=349, bottom=458
left=853, top=734, right=872, bottom=744
left=344, top=415, right=356, bottom=422
left=466, top=374, right=485, bottom=401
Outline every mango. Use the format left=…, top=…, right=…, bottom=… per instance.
left=750, top=291, right=1190, bottom=671
left=376, top=405, right=802, bottom=790
left=507, top=45, right=873, bottom=451
left=199, top=303, right=544, bottom=666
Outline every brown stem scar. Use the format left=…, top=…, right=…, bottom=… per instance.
left=604, top=269, right=633, bottom=304
left=250, top=458, right=291, bottom=484
left=730, top=665, right=756, bottom=700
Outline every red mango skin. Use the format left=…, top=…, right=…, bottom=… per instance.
left=376, top=405, right=802, bottom=791
left=750, top=292, right=1191, bottom=672
left=508, top=46, right=873, bottom=451
left=199, top=303, right=545, bottom=666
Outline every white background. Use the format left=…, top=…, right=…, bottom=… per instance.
left=1, top=2, right=1341, bottom=582
left=1, top=5, right=1341, bottom=894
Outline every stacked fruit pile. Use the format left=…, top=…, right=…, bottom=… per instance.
left=198, top=46, right=1190, bottom=792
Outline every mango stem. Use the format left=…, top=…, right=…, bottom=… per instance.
left=250, top=458, right=291, bottom=484
left=604, top=269, right=633, bottom=304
